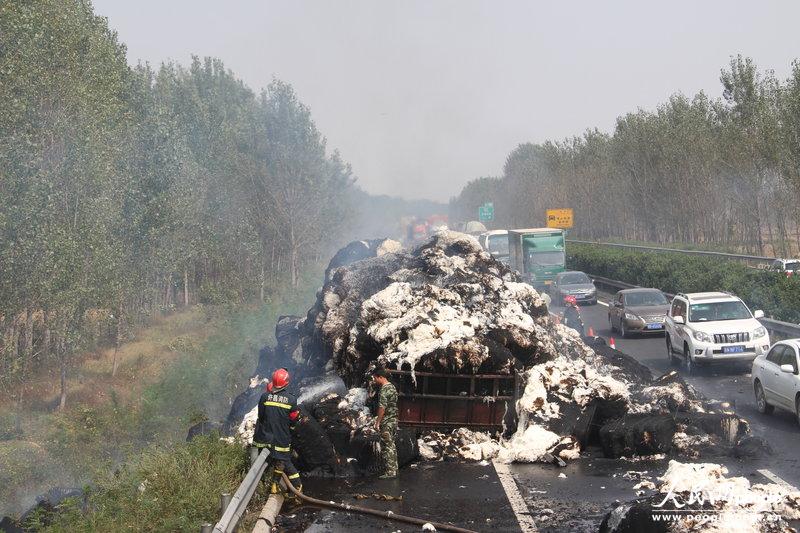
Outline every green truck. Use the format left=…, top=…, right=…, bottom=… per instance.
left=507, top=228, right=566, bottom=291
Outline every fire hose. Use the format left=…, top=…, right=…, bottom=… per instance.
left=280, top=473, right=478, bottom=533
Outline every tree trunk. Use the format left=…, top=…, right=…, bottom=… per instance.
left=260, top=258, right=265, bottom=302
left=183, top=268, right=190, bottom=307
left=59, top=353, right=67, bottom=410
left=289, top=224, right=298, bottom=288
left=112, top=306, right=123, bottom=377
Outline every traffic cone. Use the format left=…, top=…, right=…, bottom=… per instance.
left=609, top=337, right=616, bottom=350
left=588, top=327, right=595, bottom=337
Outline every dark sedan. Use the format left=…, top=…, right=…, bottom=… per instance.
left=551, top=271, right=597, bottom=305
left=608, top=288, right=670, bottom=337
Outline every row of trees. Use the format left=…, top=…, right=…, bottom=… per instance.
left=0, top=0, right=354, bottom=407
left=451, top=56, right=800, bottom=256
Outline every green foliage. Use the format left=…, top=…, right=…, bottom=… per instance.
left=0, top=0, right=355, bottom=408
left=452, top=56, right=800, bottom=260
left=568, top=244, right=800, bottom=322
left=41, top=435, right=250, bottom=532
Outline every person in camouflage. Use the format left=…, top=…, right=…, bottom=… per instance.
left=372, top=367, right=398, bottom=478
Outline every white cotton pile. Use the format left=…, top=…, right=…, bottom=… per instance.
left=655, top=460, right=800, bottom=532
left=494, top=352, right=630, bottom=464
left=235, top=404, right=259, bottom=445
left=496, top=424, right=561, bottom=464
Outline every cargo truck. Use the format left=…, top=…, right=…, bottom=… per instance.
left=508, top=228, right=566, bottom=291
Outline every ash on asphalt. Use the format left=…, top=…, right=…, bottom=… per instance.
left=277, top=456, right=675, bottom=533
left=275, top=461, right=520, bottom=532
left=510, top=454, right=669, bottom=533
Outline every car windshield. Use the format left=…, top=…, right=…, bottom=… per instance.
left=625, top=291, right=668, bottom=306
left=487, top=234, right=509, bottom=256
left=559, top=272, right=590, bottom=285
left=689, top=301, right=751, bottom=322
left=785, top=261, right=800, bottom=271
left=525, top=250, right=564, bottom=269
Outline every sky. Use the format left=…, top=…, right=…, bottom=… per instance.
left=93, top=0, right=800, bottom=202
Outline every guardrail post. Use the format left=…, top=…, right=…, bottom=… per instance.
left=220, top=492, right=232, bottom=516
left=213, top=448, right=270, bottom=533
left=200, top=523, right=213, bottom=533
left=249, top=446, right=259, bottom=466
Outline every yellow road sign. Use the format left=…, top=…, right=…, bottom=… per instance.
left=546, top=208, right=573, bottom=229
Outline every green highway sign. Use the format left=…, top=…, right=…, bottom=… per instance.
left=478, top=202, right=494, bottom=222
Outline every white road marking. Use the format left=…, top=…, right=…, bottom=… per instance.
left=597, top=300, right=609, bottom=307
left=757, top=469, right=799, bottom=492
left=493, top=461, right=539, bottom=532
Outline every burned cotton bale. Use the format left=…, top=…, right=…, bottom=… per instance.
left=599, top=415, right=678, bottom=458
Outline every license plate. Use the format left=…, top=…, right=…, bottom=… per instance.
left=544, top=280, right=552, bottom=285
left=723, top=345, right=745, bottom=354
left=646, top=323, right=662, bottom=330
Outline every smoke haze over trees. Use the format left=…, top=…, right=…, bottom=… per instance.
left=0, top=0, right=355, bottom=407
left=450, top=57, right=800, bottom=257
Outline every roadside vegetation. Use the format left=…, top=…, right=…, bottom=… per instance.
left=1, top=271, right=318, bottom=522
left=0, top=0, right=354, bottom=415
left=568, top=244, right=800, bottom=322
left=451, top=57, right=800, bottom=258
left=0, top=0, right=354, bottom=523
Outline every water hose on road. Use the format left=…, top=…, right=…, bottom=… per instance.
left=280, top=473, right=478, bottom=533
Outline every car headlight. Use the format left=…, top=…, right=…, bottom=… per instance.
left=752, top=326, right=767, bottom=339
left=624, top=313, right=640, bottom=321
left=693, top=331, right=712, bottom=343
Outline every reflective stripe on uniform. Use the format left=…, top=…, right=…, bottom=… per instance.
left=288, top=473, right=300, bottom=480
left=263, top=401, right=293, bottom=409
left=273, top=445, right=290, bottom=452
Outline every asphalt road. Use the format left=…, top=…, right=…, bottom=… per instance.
left=574, top=298, right=800, bottom=488
left=286, top=299, right=800, bottom=533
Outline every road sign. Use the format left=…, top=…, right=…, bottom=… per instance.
left=478, top=202, right=494, bottom=222
left=546, top=208, right=573, bottom=229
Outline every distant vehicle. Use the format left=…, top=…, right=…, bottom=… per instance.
left=478, top=230, right=509, bottom=264
left=665, top=292, right=769, bottom=374
left=768, top=258, right=800, bottom=276
left=608, top=288, right=670, bottom=337
left=463, top=220, right=488, bottom=236
left=550, top=271, right=597, bottom=306
left=507, top=228, right=566, bottom=291
left=752, top=339, right=800, bottom=426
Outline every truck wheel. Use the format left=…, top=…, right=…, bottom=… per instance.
left=755, top=381, right=774, bottom=414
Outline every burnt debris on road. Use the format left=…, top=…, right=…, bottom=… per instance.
left=219, top=231, right=800, bottom=531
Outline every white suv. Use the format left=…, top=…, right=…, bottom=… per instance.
left=664, top=292, right=769, bottom=374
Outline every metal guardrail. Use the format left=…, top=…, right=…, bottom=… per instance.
left=589, top=274, right=800, bottom=340
left=568, top=239, right=776, bottom=266
left=210, top=448, right=270, bottom=533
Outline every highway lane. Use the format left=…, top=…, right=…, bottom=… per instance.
left=289, top=299, right=800, bottom=533
left=572, top=298, right=800, bottom=488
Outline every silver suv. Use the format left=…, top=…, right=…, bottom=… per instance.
left=664, top=292, right=769, bottom=374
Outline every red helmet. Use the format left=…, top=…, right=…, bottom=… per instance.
left=564, top=295, right=578, bottom=306
left=269, top=368, right=290, bottom=391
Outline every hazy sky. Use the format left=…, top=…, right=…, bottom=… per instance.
left=93, top=0, right=800, bottom=201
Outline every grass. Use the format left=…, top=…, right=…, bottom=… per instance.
left=1, top=268, right=321, bottom=523
left=38, top=435, right=253, bottom=532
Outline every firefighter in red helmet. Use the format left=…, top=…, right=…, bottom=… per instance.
left=252, top=368, right=303, bottom=498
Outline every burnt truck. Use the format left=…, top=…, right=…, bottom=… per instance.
left=388, top=369, right=519, bottom=432
left=508, top=228, right=566, bottom=292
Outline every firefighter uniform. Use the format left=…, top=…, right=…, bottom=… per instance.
left=252, top=384, right=302, bottom=495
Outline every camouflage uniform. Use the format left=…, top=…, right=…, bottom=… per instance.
left=378, top=381, right=399, bottom=477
